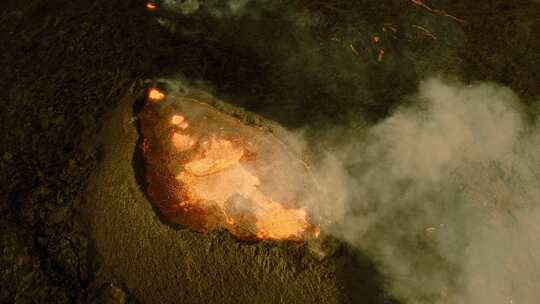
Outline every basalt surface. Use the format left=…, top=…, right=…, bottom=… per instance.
left=79, top=90, right=386, bottom=304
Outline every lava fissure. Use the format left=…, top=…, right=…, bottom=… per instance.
left=135, top=89, right=320, bottom=241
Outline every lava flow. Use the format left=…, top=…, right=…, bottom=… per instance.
left=145, top=2, right=158, bottom=11
left=147, top=87, right=165, bottom=102
left=138, top=90, right=319, bottom=241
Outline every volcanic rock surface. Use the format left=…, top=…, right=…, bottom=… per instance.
left=137, top=92, right=321, bottom=241
left=3, top=1, right=539, bottom=302
left=79, top=90, right=373, bottom=304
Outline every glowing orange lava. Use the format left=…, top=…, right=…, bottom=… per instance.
left=148, top=87, right=165, bottom=102
left=176, top=136, right=310, bottom=239
left=138, top=97, right=319, bottom=241
left=146, top=2, right=157, bottom=10
left=171, top=115, right=184, bottom=125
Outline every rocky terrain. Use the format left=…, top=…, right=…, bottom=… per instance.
left=1, top=0, right=539, bottom=303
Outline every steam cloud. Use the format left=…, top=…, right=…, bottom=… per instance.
left=149, top=1, right=540, bottom=302
left=158, top=74, right=540, bottom=303
left=318, top=78, right=540, bottom=304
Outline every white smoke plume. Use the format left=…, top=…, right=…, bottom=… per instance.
left=318, top=77, right=540, bottom=304
left=154, top=74, right=540, bottom=303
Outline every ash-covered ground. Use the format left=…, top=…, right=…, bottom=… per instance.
left=1, top=0, right=540, bottom=303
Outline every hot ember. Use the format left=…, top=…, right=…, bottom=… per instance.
left=147, top=87, right=165, bottom=102
left=137, top=93, right=319, bottom=241
left=145, top=2, right=158, bottom=11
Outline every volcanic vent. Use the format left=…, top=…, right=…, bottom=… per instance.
left=135, top=88, right=321, bottom=241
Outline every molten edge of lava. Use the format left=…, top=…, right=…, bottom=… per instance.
left=135, top=93, right=321, bottom=242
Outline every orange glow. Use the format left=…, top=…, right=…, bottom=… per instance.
left=179, top=122, right=189, bottom=129
left=172, top=133, right=195, bottom=152
left=148, top=87, right=165, bottom=102
left=378, top=48, right=385, bottom=62
left=314, top=226, right=321, bottom=238
left=146, top=2, right=157, bottom=10
left=140, top=99, right=318, bottom=241
left=171, top=115, right=184, bottom=125
left=176, top=136, right=310, bottom=240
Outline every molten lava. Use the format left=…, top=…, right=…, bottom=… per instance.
left=138, top=96, right=319, bottom=241
left=146, top=2, right=157, bottom=11
left=147, top=87, right=165, bottom=102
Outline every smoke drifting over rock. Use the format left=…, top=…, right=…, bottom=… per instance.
left=324, top=78, right=540, bottom=304
left=149, top=2, right=540, bottom=303
left=155, top=75, right=540, bottom=304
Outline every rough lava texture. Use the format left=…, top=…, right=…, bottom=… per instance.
left=137, top=93, right=321, bottom=241
left=1, top=0, right=539, bottom=303
left=79, top=90, right=380, bottom=304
